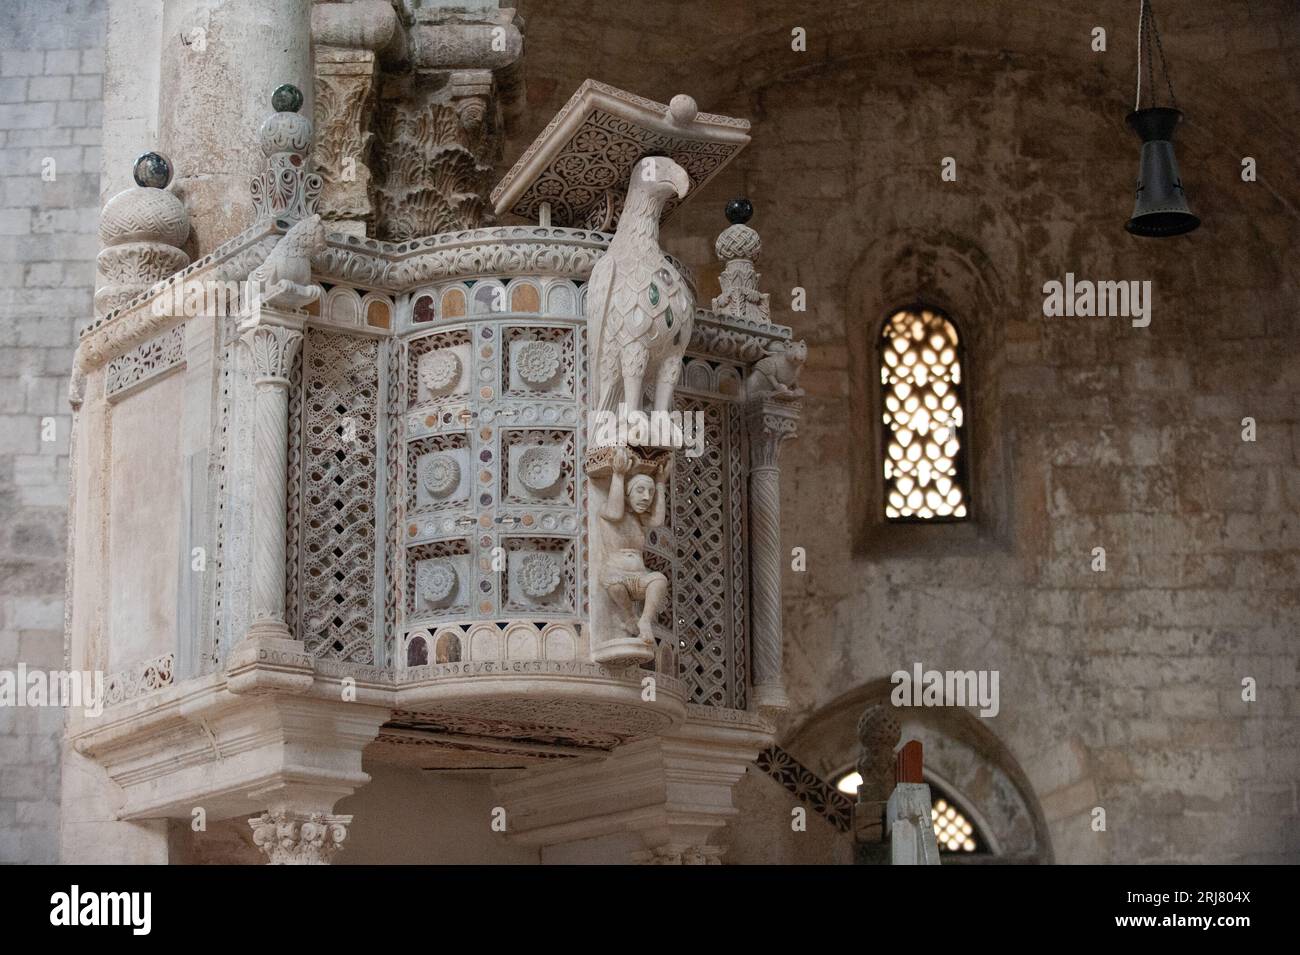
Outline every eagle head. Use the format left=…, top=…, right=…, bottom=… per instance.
left=631, top=155, right=690, bottom=203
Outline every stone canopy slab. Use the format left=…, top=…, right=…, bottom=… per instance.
left=491, top=79, right=751, bottom=230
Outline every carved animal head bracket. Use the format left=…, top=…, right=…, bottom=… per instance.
left=248, top=214, right=328, bottom=310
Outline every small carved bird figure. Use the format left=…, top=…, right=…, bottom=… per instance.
left=587, top=156, right=693, bottom=444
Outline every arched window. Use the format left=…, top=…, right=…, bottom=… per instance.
left=879, top=307, right=969, bottom=521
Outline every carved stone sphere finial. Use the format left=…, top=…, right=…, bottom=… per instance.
left=271, top=83, right=304, bottom=113
left=133, top=151, right=172, bottom=189
left=725, top=197, right=753, bottom=225
left=667, top=93, right=698, bottom=126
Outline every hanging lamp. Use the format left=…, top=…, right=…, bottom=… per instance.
left=1125, top=0, right=1200, bottom=237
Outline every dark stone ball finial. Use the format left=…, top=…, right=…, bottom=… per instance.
left=725, top=197, right=753, bottom=225
left=132, top=151, right=172, bottom=189
left=271, top=83, right=303, bottom=113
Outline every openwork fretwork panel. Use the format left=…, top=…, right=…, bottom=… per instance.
left=880, top=308, right=968, bottom=521
left=671, top=395, right=746, bottom=708
left=296, top=329, right=380, bottom=664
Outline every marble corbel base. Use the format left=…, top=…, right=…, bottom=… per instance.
left=493, top=705, right=773, bottom=864
left=65, top=675, right=389, bottom=863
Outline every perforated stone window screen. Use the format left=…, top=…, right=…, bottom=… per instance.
left=880, top=308, right=968, bottom=521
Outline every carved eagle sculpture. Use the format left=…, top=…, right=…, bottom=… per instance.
left=587, top=156, right=693, bottom=446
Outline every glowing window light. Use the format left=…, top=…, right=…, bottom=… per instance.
left=880, top=308, right=968, bottom=521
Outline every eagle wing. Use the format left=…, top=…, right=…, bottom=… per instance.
left=586, top=252, right=622, bottom=412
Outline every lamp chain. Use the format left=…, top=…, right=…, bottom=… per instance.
left=1135, top=0, right=1179, bottom=111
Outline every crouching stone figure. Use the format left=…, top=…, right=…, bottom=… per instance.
left=598, top=447, right=669, bottom=651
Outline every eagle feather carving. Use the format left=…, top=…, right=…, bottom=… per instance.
left=587, top=156, right=694, bottom=445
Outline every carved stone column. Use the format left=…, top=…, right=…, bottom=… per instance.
left=369, top=5, right=523, bottom=240
left=311, top=0, right=400, bottom=236
left=239, top=313, right=304, bottom=643
left=745, top=398, right=799, bottom=710
left=249, top=808, right=351, bottom=865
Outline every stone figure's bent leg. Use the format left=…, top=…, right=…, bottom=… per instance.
left=638, top=571, right=668, bottom=642
left=606, top=579, right=638, bottom=636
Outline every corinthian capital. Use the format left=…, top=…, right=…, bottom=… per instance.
left=240, top=321, right=303, bottom=384
left=249, top=809, right=351, bottom=865
left=745, top=398, right=800, bottom=470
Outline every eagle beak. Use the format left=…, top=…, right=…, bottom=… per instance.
left=669, top=164, right=690, bottom=199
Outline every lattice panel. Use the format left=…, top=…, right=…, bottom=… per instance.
left=754, top=746, right=853, bottom=834
left=671, top=396, right=743, bottom=708
left=298, top=330, right=380, bottom=664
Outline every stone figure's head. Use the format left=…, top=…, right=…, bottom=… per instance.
left=626, top=473, right=657, bottom=514
left=298, top=212, right=327, bottom=253
left=631, top=155, right=690, bottom=205
left=773, top=338, right=807, bottom=364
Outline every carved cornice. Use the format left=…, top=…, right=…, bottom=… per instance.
left=77, top=226, right=794, bottom=377
left=104, top=652, right=175, bottom=708
left=77, top=220, right=279, bottom=372
left=312, top=225, right=614, bottom=289
left=689, top=308, right=790, bottom=363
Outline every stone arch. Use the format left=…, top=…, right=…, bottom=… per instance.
left=782, top=678, right=1054, bottom=863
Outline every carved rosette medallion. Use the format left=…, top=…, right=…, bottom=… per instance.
left=518, top=553, right=562, bottom=599
left=416, top=559, right=458, bottom=606
left=518, top=445, right=562, bottom=494
left=418, top=350, right=461, bottom=395
left=515, top=339, right=561, bottom=386
left=421, top=454, right=461, bottom=497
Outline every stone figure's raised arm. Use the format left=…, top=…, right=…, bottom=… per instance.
left=650, top=461, right=669, bottom=528
left=600, top=447, right=633, bottom=521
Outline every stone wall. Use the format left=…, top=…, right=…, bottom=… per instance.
left=0, top=0, right=105, bottom=864
left=509, top=0, right=1300, bottom=863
